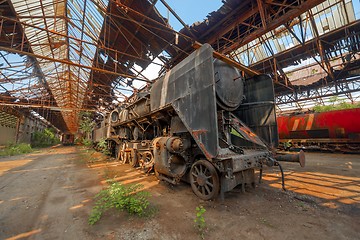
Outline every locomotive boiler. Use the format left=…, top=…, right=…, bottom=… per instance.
left=96, top=44, right=304, bottom=200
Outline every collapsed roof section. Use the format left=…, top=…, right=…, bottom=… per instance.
left=84, top=0, right=193, bottom=110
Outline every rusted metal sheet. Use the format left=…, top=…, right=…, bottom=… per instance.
left=150, top=44, right=219, bottom=159
left=235, top=74, right=279, bottom=148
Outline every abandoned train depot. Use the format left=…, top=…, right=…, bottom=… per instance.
left=0, top=0, right=359, bottom=239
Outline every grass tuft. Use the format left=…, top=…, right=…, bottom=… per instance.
left=0, top=143, right=33, bottom=157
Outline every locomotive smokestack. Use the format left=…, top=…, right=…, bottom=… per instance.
left=275, top=150, right=306, bottom=167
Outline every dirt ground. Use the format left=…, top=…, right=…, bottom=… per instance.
left=0, top=146, right=359, bottom=240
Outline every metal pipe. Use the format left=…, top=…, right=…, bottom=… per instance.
left=274, top=160, right=286, bottom=191
left=275, top=150, right=305, bottom=167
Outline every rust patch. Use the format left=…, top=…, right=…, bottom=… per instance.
left=197, top=141, right=213, bottom=160
left=192, top=129, right=208, bottom=138
left=191, top=129, right=213, bottom=159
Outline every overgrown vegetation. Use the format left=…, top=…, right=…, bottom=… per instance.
left=31, top=128, right=60, bottom=148
left=88, top=181, right=152, bottom=225
left=79, top=111, right=96, bottom=146
left=81, top=138, right=93, bottom=147
left=96, top=138, right=110, bottom=155
left=313, top=96, right=360, bottom=113
left=0, top=143, right=33, bottom=157
left=194, top=205, right=207, bottom=239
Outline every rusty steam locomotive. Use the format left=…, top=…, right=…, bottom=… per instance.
left=93, top=44, right=304, bottom=200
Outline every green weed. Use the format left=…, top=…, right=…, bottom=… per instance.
left=88, top=181, right=152, bottom=225
left=31, top=128, right=60, bottom=148
left=0, top=143, right=33, bottom=157
left=82, top=138, right=93, bottom=147
left=96, top=138, right=110, bottom=155
left=194, top=205, right=207, bottom=239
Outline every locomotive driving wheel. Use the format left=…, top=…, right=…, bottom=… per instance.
left=118, top=143, right=126, bottom=163
left=139, top=151, right=154, bottom=173
left=190, top=160, right=220, bottom=200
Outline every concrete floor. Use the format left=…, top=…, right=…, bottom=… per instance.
left=0, top=147, right=359, bottom=240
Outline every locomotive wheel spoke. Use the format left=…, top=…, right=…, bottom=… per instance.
left=195, top=166, right=200, bottom=175
left=190, top=159, right=220, bottom=200
left=205, top=185, right=211, bottom=194
left=206, top=181, right=213, bottom=188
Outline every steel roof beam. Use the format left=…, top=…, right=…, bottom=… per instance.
left=222, top=0, right=327, bottom=54
left=0, top=45, right=152, bottom=83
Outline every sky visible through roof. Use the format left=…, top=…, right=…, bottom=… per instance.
left=2, top=0, right=359, bottom=111
left=0, top=0, right=224, bottom=100
left=155, top=0, right=223, bottom=31
left=128, top=0, right=224, bottom=92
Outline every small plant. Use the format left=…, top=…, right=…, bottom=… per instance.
left=311, top=68, right=318, bottom=74
left=96, top=138, right=110, bottom=155
left=82, top=138, right=93, bottom=147
left=88, top=181, right=152, bottom=225
left=194, top=205, right=207, bottom=239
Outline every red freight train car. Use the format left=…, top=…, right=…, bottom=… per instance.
left=277, top=108, right=360, bottom=152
